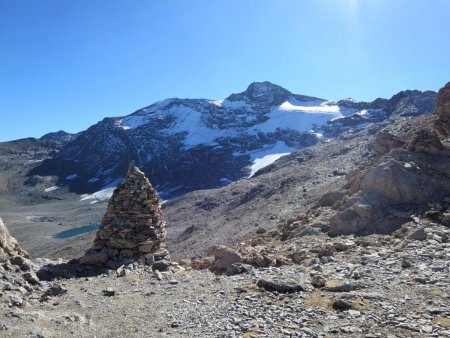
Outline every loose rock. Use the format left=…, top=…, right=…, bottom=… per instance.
left=256, top=278, right=305, bottom=293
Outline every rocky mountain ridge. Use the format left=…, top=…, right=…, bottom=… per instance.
left=28, top=82, right=436, bottom=199
left=39, top=130, right=78, bottom=143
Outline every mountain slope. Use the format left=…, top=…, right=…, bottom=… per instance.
left=164, top=110, right=441, bottom=259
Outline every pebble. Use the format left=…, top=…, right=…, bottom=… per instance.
left=332, top=298, right=352, bottom=311
left=311, top=275, right=326, bottom=288
left=103, top=287, right=115, bottom=297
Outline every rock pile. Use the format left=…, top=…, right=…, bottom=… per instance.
left=80, top=161, right=168, bottom=267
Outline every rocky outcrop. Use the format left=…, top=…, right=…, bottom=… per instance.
left=327, top=82, right=450, bottom=236
left=329, top=144, right=450, bottom=235
left=373, top=131, right=405, bottom=156
left=80, top=161, right=168, bottom=267
left=206, top=245, right=243, bottom=273
left=0, top=216, right=29, bottom=261
left=406, top=129, right=444, bottom=154
left=0, top=217, right=49, bottom=312
left=434, top=82, right=450, bottom=139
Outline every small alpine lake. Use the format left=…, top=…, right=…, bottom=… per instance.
left=53, top=224, right=99, bottom=239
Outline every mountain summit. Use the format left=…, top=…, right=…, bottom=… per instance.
left=225, top=81, right=293, bottom=106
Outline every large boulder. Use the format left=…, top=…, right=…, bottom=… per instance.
left=206, top=245, right=243, bottom=272
left=80, top=161, right=168, bottom=266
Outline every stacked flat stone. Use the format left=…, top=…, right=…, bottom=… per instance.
left=80, top=161, right=168, bottom=266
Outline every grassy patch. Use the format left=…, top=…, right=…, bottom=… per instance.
left=324, top=279, right=341, bottom=288
left=304, top=291, right=333, bottom=309
left=433, top=316, right=450, bottom=328
left=430, top=289, right=446, bottom=298
left=304, top=291, right=371, bottom=311
left=123, top=274, right=145, bottom=282
left=242, top=329, right=263, bottom=337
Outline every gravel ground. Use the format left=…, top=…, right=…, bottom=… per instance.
left=1, top=220, right=449, bottom=337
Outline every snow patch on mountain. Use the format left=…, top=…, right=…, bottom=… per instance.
left=117, top=115, right=148, bottom=130
left=169, top=107, right=223, bottom=147
left=117, top=98, right=351, bottom=149
left=253, top=100, right=351, bottom=134
left=248, top=141, right=296, bottom=177
left=211, top=100, right=223, bottom=107
left=219, top=177, right=233, bottom=185
left=278, top=99, right=340, bottom=112
left=80, top=186, right=115, bottom=203
left=221, top=99, right=250, bottom=109
left=80, top=177, right=123, bottom=203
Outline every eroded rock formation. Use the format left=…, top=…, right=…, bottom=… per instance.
left=325, top=82, right=450, bottom=236
left=80, top=161, right=168, bottom=267
left=434, top=82, right=450, bottom=139
left=0, top=216, right=29, bottom=261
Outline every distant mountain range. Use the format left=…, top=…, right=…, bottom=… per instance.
left=28, top=82, right=436, bottom=198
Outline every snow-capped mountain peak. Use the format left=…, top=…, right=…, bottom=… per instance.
left=225, top=81, right=292, bottom=106
left=30, top=83, right=437, bottom=198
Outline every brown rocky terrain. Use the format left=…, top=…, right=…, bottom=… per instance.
left=1, top=206, right=450, bottom=337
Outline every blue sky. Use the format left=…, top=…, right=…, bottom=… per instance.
left=1, top=0, right=449, bottom=141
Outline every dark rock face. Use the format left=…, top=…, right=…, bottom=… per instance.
left=323, top=89, right=436, bottom=137
left=79, top=161, right=168, bottom=266
left=30, top=119, right=136, bottom=194
left=256, top=278, right=305, bottom=293
left=332, top=298, right=352, bottom=311
left=226, top=81, right=294, bottom=107
left=40, top=130, right=77, bottom=143
left=387, top=90, right=437, bottom=117
left=434, top=82, right=450, bottom=139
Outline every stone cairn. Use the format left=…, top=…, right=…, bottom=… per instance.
left=80, top=161, right=168, bottom=267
